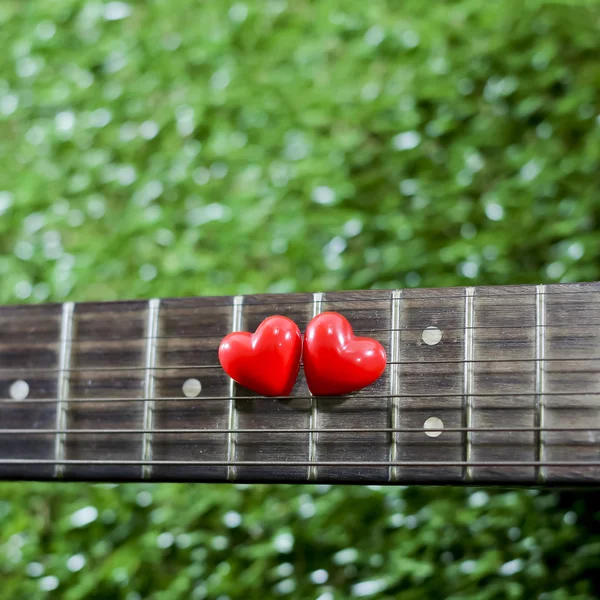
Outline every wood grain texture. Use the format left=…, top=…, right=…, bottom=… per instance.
left=152, top=296, right=232, bottom=482
left=315, top=290, right=392, bottom=482
left=470, top=286, right=536, bottom=482
left=543, top=283, right=600, bottom=482
left=1, top=283, right=600, bottom=485
left=65, top=301, right=147, bottom=481
left=0, top=304, right=61, bottom=480
left=395, top=288, right=465, bottom=483
left=234, top=293, right=313, bottom=482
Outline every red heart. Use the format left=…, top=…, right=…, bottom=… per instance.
left=303, top=312, right=387, bottom=396
left=218, top=316, right=302, bottom=397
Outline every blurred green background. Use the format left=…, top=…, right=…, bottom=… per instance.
left=1, top=0, right=600, bottom=598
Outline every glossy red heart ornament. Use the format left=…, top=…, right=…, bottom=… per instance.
left=303, top=312, right=387, bottom=396
left=218, top=315, right=302, bottom=397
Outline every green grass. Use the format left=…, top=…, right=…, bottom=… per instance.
left=1, top=0, right=600, bottom=598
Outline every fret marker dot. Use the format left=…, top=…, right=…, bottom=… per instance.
left=10, top=380, right=29, bottom=401
left=182, top=378, right=202, bottom=397
left=422, top=326, right=442, bottom=345
left=424, top=416, right=444, bottom=438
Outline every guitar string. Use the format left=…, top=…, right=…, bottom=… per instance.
left=1, top=293, right=598, bottom=436
left=0, top=426, right=597, bottom=435
left=4, top=319, right=600, bottom=347
left=0, top=287, right=599, bottom=346
left=1, top=390, right=599, bottom=435
left=2, top=353, right=600, bottom=374
left=1, top=391, right=599, bottom=403
left=1, top=283, right=599, bottom=346
left=2, top=288, right=599, bottom=467
left=1, top=284, right=599, bottom=320
left=1, top=458, right=600, bottom=468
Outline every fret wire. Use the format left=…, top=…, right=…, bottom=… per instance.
left=5, top=354, right=600, bottom=375
left=6, top=320, right=600, bottom=348
left=141, top=299, right=160, bottom=480
left=308, top=292, right=323, bottom=481
left=463, top=287, right=475, bottom=482
left=389, top=290, right=402, bottom=483
left=1, top=458, right=600, bottom=467
left=535, top=284, right=547, bottom=484
left=54, top=302, right=74, bottom=479
left=226, top=296, right=243, bottom=481
left=0, top=426, right=598, bottom=435
left=2, top=390, right=600, bottom=404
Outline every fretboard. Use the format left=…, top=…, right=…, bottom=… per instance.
left=1, top=283, right=600, bottom=485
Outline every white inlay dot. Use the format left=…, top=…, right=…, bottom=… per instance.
left=182, top=378, right=202, bottom=397
left=424, top=416, right=444, bottom=438
left=10, top=379, right=29, bottom=401
left=422, top=325, right=442, bottom=346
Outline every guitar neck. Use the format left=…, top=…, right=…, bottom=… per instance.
left=1, top=282, right=599, bottom=486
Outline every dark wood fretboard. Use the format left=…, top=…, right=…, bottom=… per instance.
left=1, top=283, right=600, bottom=485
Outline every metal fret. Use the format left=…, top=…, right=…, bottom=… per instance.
left=463, top=287, right=475, bottom=481
left=226, top=296, right=244, bottom=481
left=141, top=299, right=161, bottom=480
left=535, top=284, right=546, bottom=483
left=389, top=290, right=402, bottom=482
left=54, top=302, right=74, bottom=478
left=308, top=292, right=324, bottom=481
